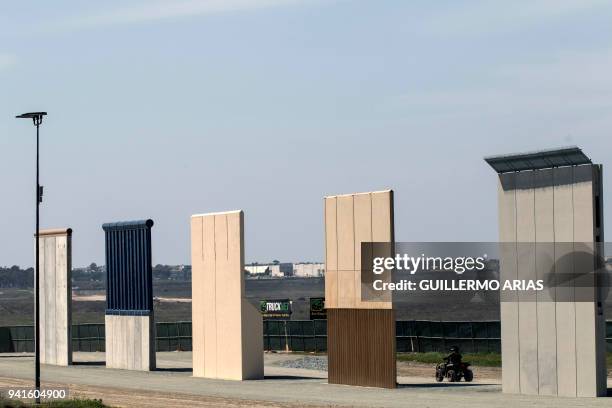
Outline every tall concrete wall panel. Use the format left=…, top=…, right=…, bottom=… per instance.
left=36, top=228, right=72, bottom=366
left=191, top=210, right=263, bottom=380
left=497, top=164, right=606, bottom=397
left=324, top=190, right=396, bottom=388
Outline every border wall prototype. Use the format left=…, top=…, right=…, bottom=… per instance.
left=37, top=228, right=72, bottom=366
left=191, top=210, right=263, bottom=380
left=324, top=190, right=396, bottom=388
left=103, top=220, right=155, bottom=371
left=486, top=147, right=606, bottom=397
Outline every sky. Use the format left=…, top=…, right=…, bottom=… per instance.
left=1, top=0, right=612, bottom=268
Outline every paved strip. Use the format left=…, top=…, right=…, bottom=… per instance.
left=0, top=353, right=610, bottom=408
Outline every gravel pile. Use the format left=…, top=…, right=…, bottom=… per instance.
left=278, top=356, right=328, bottom=371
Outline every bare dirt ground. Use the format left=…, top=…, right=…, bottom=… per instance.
left=0, top=376, right=331, bottom=408
left=72, top=294, right=192, bottom=303
left=396, top=360, right=501, bottom=380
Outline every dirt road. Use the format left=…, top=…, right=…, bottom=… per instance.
left=396, top=360, right=501, bottom=379
left=0, top=376, right=330, bottom=408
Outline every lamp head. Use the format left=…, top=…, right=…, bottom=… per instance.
left=16, top=112, right=47, bottom=125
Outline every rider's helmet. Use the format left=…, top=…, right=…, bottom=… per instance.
left=449, top=346, right=459, bottom=353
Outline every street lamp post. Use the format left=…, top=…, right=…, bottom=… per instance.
left=16, top=111, right=47, bottom=404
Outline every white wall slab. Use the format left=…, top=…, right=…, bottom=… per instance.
left=36, top=228, right=72, bottom=366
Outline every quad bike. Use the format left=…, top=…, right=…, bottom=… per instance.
left=435, top=360, right=473, bottom=382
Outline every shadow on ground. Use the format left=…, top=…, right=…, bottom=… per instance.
left=264, top=375, right=322, bottom=381
left=398, top=382, right=496, bottom=388
left=155, top=367, right=192, bottom=373
left=73, top=361, right=106, bottom=366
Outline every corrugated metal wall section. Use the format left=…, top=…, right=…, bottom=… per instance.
left=102, top=219, right=154, bottom=315
left=327, top=309, right=397, bottom=388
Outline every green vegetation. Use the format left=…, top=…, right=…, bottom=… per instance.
left=397, top=352, right=502, bottom=367
left=0, top=398, right=109, bottom=408
left=398, top=352, right=612, bottom=368
left=0, top=267, right=33, bottom=289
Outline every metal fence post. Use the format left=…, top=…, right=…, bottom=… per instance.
left=284, top=320, right=289, bottom=352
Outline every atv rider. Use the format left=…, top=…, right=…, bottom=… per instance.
left=444, top=346, right=462, bottom=370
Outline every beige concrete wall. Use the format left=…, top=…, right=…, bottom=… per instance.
left=498, top=173, right=520, bottom=394
left=191, top=210, right=263, bottom=380
left=36, top=228, right=72, bottom=366
left=554, top=166, right=578, bottom=397
left=533, top=169, right=557, bottom=396
left=497, top=164, right=606, bottom=397
left=324, top=190, right=394, bottom=309
left=515, top=171, right=538, bottom=395
left=105, top=314, right=155, bottom=371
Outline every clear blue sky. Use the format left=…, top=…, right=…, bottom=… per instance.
left=1, top=0, right=611, bottom=267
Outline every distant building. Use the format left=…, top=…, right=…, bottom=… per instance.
left=244, top=264, right=270, bottom=275
left=245, top=262, right=322, bottom=278
left=293, top=263, right=325, bottom=278
left=245, top=263, right=292, bottom=277
left=270, top=265, right=284, bottom=278
left=278, top=263, right=293, bottom=277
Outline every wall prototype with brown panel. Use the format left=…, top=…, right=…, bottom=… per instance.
left=324, top=190, right=396, bottom=388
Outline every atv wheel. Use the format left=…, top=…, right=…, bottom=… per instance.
left=435, top=372, right=444, bottom=382
left=464, top=370, right=473, bottom=382
left=446, top=369, right=456, bottom=382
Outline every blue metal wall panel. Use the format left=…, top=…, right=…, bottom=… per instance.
left=103, top=219, right=154, bottom=315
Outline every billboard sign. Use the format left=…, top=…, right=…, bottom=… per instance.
left=309, top=297, right=326, bottom=320
left=259, top=299, right=292, bottom=319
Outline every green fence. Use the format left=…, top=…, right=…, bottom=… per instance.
left=0, top=320, right=499, bottom=354
left=0, top=327, right=10, bottom=352
left=0, top=326, right=34, bottom=353
left=396, top=320, right=501, bottom=353
left=2, top=320, right=611, bottom=354
left=156, top=321, right=192, bottom=352
left=0, top=322, right=193, bottom=353
left=261, top=320, right=501, bottom=353
left=263, top=320, right=328, bottom=352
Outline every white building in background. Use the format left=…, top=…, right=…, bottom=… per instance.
left=244, top=262, right=324, bottom=278
left=293, top=263, right=325, bottom=278
left=270, top=265, right=285, bottom=277
left=244, top=264, right=270, bottom=275
left=244, top=263, right=291, bottom=277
